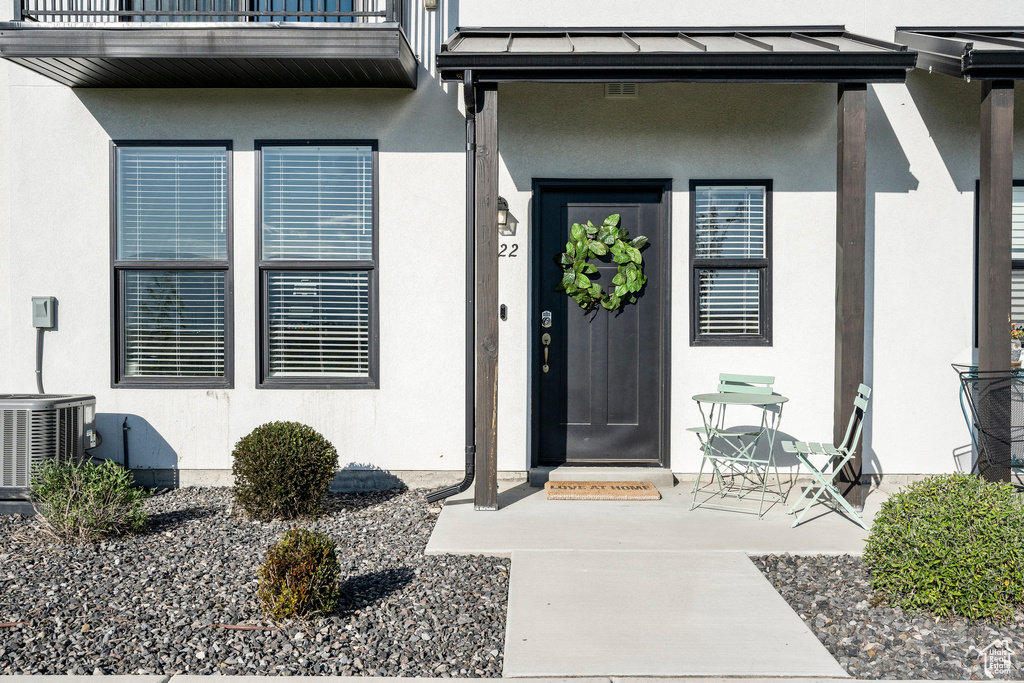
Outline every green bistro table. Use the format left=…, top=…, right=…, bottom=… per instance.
left=690, top=391, right=790, bottom=518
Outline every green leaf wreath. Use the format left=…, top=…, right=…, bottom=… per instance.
left=554, top=214, right=648, bottom=312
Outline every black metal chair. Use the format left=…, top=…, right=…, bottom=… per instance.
left=956, top=368, right=1024, bottom=476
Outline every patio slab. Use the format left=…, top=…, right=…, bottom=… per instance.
left=502, top=550, right=849, bottom=678
left=426, top=481, right=887, bottom=557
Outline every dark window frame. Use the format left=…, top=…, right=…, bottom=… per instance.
left=255, top=139, right=380, bottom=390
left=109, top=140, right=234, bottom=389
left=689, top=178, right=773, bottom=347
left=973, top=179, right=1024, bottom=348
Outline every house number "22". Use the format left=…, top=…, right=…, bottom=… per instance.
left=498, top=244, right=519, bottom=257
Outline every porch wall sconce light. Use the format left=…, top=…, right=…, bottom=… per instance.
left=424, top=0, right=437, bottom=10
left=497, top=196, right=517, bottom=237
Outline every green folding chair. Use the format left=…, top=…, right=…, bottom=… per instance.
left=690, top=374, right=787, bottom=518
left=782, top=384, right=871, bottom=529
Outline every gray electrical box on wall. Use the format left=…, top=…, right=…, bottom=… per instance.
left=32, top=296, right=55, bottom=328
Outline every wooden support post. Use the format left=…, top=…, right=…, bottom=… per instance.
left=835, top=83, right=867, bottom=508
left=474, top=83, right=499, bottom=510
left=977, top=80, right=1014, bottom=483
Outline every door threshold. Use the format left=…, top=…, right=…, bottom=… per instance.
left=529, top=465, right=676, bottom=489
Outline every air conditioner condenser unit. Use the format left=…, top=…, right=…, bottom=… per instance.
left=0, top=394, right=98, bottom=500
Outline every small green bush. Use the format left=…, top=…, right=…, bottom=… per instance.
left=232, top=421, right=337, bottom=520
left=257, top=528, right=342, bottom=620
left=31, top=458, right=147, bottom=543
left=864, top=472, right=1024, bottom=622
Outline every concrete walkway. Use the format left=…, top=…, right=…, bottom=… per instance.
left=426, top=481, right=886, bottom=557
left=425, top=481, right=893, bottom=678
left=503, top=550, right=849, bottom=678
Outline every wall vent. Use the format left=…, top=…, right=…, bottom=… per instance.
left=605, top=83, right=638, bottom=99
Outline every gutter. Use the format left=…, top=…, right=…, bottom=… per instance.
left=426, top=70, right=476, bottom=504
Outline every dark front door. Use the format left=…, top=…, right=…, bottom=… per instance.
left=534, top=181, right=669, bottom=466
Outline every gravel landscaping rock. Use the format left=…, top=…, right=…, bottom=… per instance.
left=0, top=487, right=508, bottom=676
left=755, top=554, right=1024, bottom=679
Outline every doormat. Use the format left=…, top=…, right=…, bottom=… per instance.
left=544, top=480, right=661, bottom=501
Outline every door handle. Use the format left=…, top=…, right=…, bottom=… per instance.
left=541, top=332, right=551, bottom=373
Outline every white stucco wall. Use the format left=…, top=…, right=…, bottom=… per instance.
left=1, top=0, right=1023, bottom=479
left=495, top=82, right=839, bottom=475
left=0, top=73, right=472, bottom=473
left=493, top=78, right=1024, bottom=476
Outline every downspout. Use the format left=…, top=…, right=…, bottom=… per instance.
left=122, top=416, right=131, bottom=471
left=426, top=70, right=477, bottom=504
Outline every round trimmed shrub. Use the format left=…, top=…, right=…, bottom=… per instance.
left=257, top=528, right=342, bottom=620
left=31, top=458, right=147, bottom=543
left=863, top=472, right=1024, bottom=622
left=232, top=421, right=337, bottom=520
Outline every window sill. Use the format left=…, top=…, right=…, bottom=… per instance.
left=257, top=377, right=379, bottom=390
left=691, top=335, right=772, bottom=348
left=113, top=378, right=234, bottom=389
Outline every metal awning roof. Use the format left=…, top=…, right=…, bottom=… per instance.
left=895, top=28, right=1024, bottom=80
left=437, top=26, right=916, bottom=83
left=0, top=23, right=418, bottom=88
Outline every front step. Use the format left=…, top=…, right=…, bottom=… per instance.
left=529, top=466, right=675, bottom=489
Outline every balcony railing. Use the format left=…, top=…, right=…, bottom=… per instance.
left=15, top=0, right=403, bottom=24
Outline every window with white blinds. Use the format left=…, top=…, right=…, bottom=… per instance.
left=694, top=186, right=766, bottom=259
left=691, top=182, right=771, bottom=345
left=267, top=271, right=369, bottom=377
left=259, top=142, right=377, bottom=387
left=124, top=271, right=225, bottom=376
left=117, top=147, right=227, bottom=261
left=1013, top=186, right=1024, bottom=325
left=261, top=145, right=373, bottom=261
left=697, top=269, right=761, bottom=335
left=113, top=143, right=232, bottom=386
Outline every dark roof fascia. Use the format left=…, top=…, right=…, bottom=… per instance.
left=895, top=27, right=1024, bottom=80
left=438, top=58, right=915, bottom=85
left=965, top=52, right=1024, bottom=80
left=0, top=23, right=418, bottom=87
left=438, top=27, right=915, bottom=84
left=448, top=71, right=911, bottom=85
left=893, top=29, right=968, bottom=78
left=0, top=22, right=408, bottom=58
